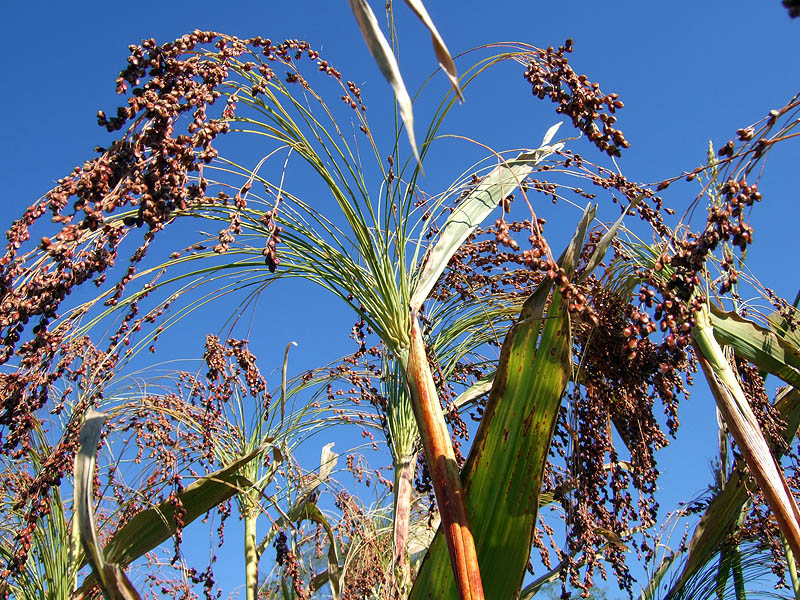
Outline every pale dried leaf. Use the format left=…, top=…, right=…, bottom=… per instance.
left=402, top=0, right=463, bottom=101
left=347, top=0, right=420, bottom=164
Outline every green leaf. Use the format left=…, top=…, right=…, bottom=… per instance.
left=75, top=441, right=268, bottom=600
left=579, top=194, right=643, bottom=283
left=297, top=502, right=341, bottom=600
left=709, top=306, right=800, bottom=389
left=102, top=446, right=264, bottom=567
left=410, top=129, right=564, bottom=310
left=74, top=409, right=143, bottom=600
left=410, top=281, right=572, bottom=599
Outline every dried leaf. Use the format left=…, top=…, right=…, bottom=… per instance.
left=347, top=0, right=420, bottom=164
left=402, top=0, right=463, bottom=101
left=410, top=129, right=564, bottom=310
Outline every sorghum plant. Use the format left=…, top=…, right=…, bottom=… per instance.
left=2, top=8, right=800, bottom=600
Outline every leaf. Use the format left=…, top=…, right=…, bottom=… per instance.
left=555, top=202, right=596, bottom=278
left=74, top=409, right=143, bottom=600
left=451, top=374, right=494, bottom=410
left=297, top=442, right=338, bottom=500
left=402, top=0, right=463, bottom=101
left=694, top=311, right=800, bottom=567
left=767, top=303, right=800, bottom=349
left=298, top=502, right=341, bottom=600
left=402, top=317, right=484, bottom=599
left=347, top=0, right=420, bottom=165
left=103, top=446, right=264, bottom=566
left=75, top=442, right=268, bottom=598
left=663, top=387, right=800, bottom=599
left=280, top=341, right=298, bottom=426
left=410, top=276, right=572, bottom=599
left=410, top=130, right=564, bottom=310
left=710, top=306, right=800, bottom=389
left=255, top=443, right=338, bottom=557
left=579, top=194, right=643, bottom=282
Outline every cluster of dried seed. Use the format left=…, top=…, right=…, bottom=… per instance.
left=274, top=530, right=310, bottom=599
left=523, top=40, right=629, bottom=157
left=334, top=491, right=392, bottom=599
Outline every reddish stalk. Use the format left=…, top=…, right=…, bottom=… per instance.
left=401, top=316, right=484, bottom=600
left=392, top=452, right=417, bottom=591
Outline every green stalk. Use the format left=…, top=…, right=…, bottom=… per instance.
left=693, top=307, right=800, bottom=560
left=783, top=533, right=800, bottom=599
left=399, top=316, right=484, bottom=600
left=243, top=490, right=259, bottom=600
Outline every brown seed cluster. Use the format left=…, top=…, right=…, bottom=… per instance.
left=0, top=33, right=361, bottom=583
left=523, top=39, right=629, bottom=157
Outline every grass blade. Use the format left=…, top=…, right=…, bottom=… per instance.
left=410, top=283, right=571, bottom=599
left=709, top=306, right=800, bottom=389
left=102, top=445, right=265, bottom=566
left=694, top=310, right=800, bottom=563
left=664, top=387, right=800, bottom=599
left=74, top=443, right=268, bottom=597
left=346, top=0, right=420, bottom=164
left=410, top=131, right=563, bottom=310
left=74, top=409, right=142, bottom=600
left=410, top=210, right=600, bottom=599
left=402, top=0, right=463, bottom=101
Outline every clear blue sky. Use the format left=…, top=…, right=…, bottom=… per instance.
left=2, top=0, right=799, bottom=596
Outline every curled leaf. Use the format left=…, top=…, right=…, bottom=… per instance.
left=402, top=0, right=463, bottom=101
left=347, top=0, right=420, bottom=164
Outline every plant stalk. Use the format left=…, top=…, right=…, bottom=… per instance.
left=693, top=309, right=800, bottom=561
left=783, top=533, right=800, bottom=599
left=393, top=452, right=417, bottom=593
left=243, top=492, right=260, bottom=600
left=400, top=316, right=484, bottom=600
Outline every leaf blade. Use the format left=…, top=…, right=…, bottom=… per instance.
left=664, top=387, right=800, bottom=599
left=402, top=0, right=463, bottom=101
left=410, top=134, right=563, bottom=310
left=410, top=285, right=571, bottom=599
left=346, top=0, right=420, bottom=164
left=710, top=306, right=800, bottom=388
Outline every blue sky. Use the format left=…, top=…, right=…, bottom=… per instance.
left=2, top=0, right=799, bottom=597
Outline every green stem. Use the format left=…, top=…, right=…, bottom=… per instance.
left=244, top=494, right=259, bottom=600
left=714, top=544, right=731, bottom=600
left=731, top=544, right=745, bottom=600
left=783, top=533, right=800, bottom=599
left=693, top=307, right=800, bottom=561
